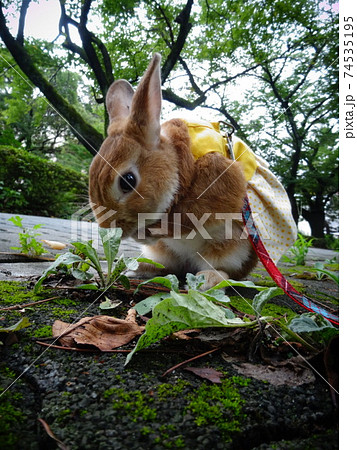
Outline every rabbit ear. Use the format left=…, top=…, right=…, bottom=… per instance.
left=130, top=53, right=162, bottom=149
left=106, top=80, right=134, bottom=122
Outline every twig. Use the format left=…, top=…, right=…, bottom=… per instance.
left=161, top=347, right=220, bottom=377
left=0, top=296, right=60, bottom=311
left=38, top=418, right=69, bottom=450
left=35, top=341, right=195, bottom=355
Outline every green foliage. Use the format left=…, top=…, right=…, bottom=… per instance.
left=32, top=325, right=53, bottom=338
left=127, top=275, right=285, bottom=364
left=252, top=287, right=284, bottom=317
left=229, top=295, right=298, bottom=322
left=128, top=271, right=338, bottom=361
left=33, top=227, right=161, bottom=293
left=0, top=145, right=88, bottom=218
left=282, top=233, right=314, bottom=266
left=324, top=234, right=339, bottom=251
left=0, top=47, right=102, bottom=153
left=312, top=262, right=339, bottom=284
left=8, top=215, right=46, bottom=256
left=287, top=313, right=338, bottom=347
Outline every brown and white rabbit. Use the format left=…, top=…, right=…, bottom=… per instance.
left=89, top=53, right=258, bottom=289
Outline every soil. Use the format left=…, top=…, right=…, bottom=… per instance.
left=0, top=260, right=339, bottom=450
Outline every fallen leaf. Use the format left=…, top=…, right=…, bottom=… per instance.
left=171, top=329, right=200, bottom=340
left=41, top=239, right=67, bottom=250
left=38, top=418, right=70, bottom=450
left=52, top=309, right=145, bottom=351
left=99, top=297, right=122, bottom=310
left=0, top=317, right=31, bottom=333
left=232, top=361, right=315, bottom=386
left=184, top=366, right=224, bottom=384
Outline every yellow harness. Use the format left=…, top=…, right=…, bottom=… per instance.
left=183, top=119, right=257, bottom=181
left=182, top=118, right=297, bottom=265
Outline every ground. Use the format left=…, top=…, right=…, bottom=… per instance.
left=0, top=213, right=339, bottom=449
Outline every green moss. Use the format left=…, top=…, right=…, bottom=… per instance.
left=140, top=425, right=152, bottom=436
left=229, top=296, right=297, bottom=321
left=156, top=379, right=191, bottom=401
left=325, top=263, right=339, bottom=271
left=185, top=376, right=249, bottom=441
left=32, top=325, right=52, bottom=338
left=57, top=408, right=72, bottom=423
left=49, top=307, right=77, bottom=319
left=0, top=366, right=25, bottom=448
left=0, top=280, right=49, bottom=305
left=103, top=387, right=157, bottom=422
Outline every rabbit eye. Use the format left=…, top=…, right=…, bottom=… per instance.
left=119, top=172, right=136, bottom=193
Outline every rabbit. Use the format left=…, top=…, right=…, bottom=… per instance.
left=89, top=53, right=260, bottom=289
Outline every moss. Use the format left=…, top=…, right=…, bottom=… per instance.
left=57, top=408, right=72, bottom=423
left=0, top=366, right=25, bottom=448
left=103, top=387, right=157, bottom=422
left=185, top=376, right=249, bottom=441
left=325, top=262, right=339, bottom=271
left=0, top=280, right=49, bottom=305
left=48, top=307, right=77, bottom=319
left=156, top=379, right=191, bottom=401
left=32, top=325, right=52, bottom=338
left=230, top=296, right=297, bottom=321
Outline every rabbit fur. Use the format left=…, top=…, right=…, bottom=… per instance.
left=89, top=54, right=258, bottom=289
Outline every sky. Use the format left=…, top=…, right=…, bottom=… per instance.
left=5, top=0, right=61, bottom=41
left=4, top=0, right=339, bottom=41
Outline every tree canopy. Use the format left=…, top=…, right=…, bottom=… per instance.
left=0, top=0, right=338, bottom=236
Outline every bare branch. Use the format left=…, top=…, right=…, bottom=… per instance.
left=16, top=0, right=31, bottom=46
left=161, top=0, right=193, bottom=83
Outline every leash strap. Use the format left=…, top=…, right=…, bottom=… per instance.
left=242, top=196, right=339, bottom=326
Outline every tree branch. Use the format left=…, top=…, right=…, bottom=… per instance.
left=0, top=3, right=103, bottom=155
left=16, top=0, right=31, bottom=46
left=162, top=88, right=206, bottom=109
left=161, top=0, right=193, bottom=83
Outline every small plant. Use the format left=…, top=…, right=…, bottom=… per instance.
left=125, top=272, right=339, bottom=363
left=8, top=215, right=46, bottom=257
left=34, top=227, right=163, bottom=293
left=125, top=275, right=284, bottom=364
left=282, top=233, right=314, bottom=266
left=312, top=262, right=339, bottom=284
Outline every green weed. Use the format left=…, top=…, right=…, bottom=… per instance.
left=8, top=215, right=46, bottom=257
left=282, top=233, right=314, bottom=266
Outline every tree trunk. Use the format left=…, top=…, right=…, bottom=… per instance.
left=302, top=207, right=325, bottom=238
left=0, top=6, right=103, bottom=156
left=286, top=186, right=299, bottom=225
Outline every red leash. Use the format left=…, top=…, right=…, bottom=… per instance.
left=242, top=197, right=339, bottom=326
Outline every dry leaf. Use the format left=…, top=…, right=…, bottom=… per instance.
left=171, top=329, right=200, bottom=340
left=52, top=309, right=145, bottom=351
left=42, top=239, right=67, bottom=250
left=38, top=418, right=70, bottom=450
left=232, top=361, right=315, bottom=386
left=184, top=367, right=224, bottom=384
